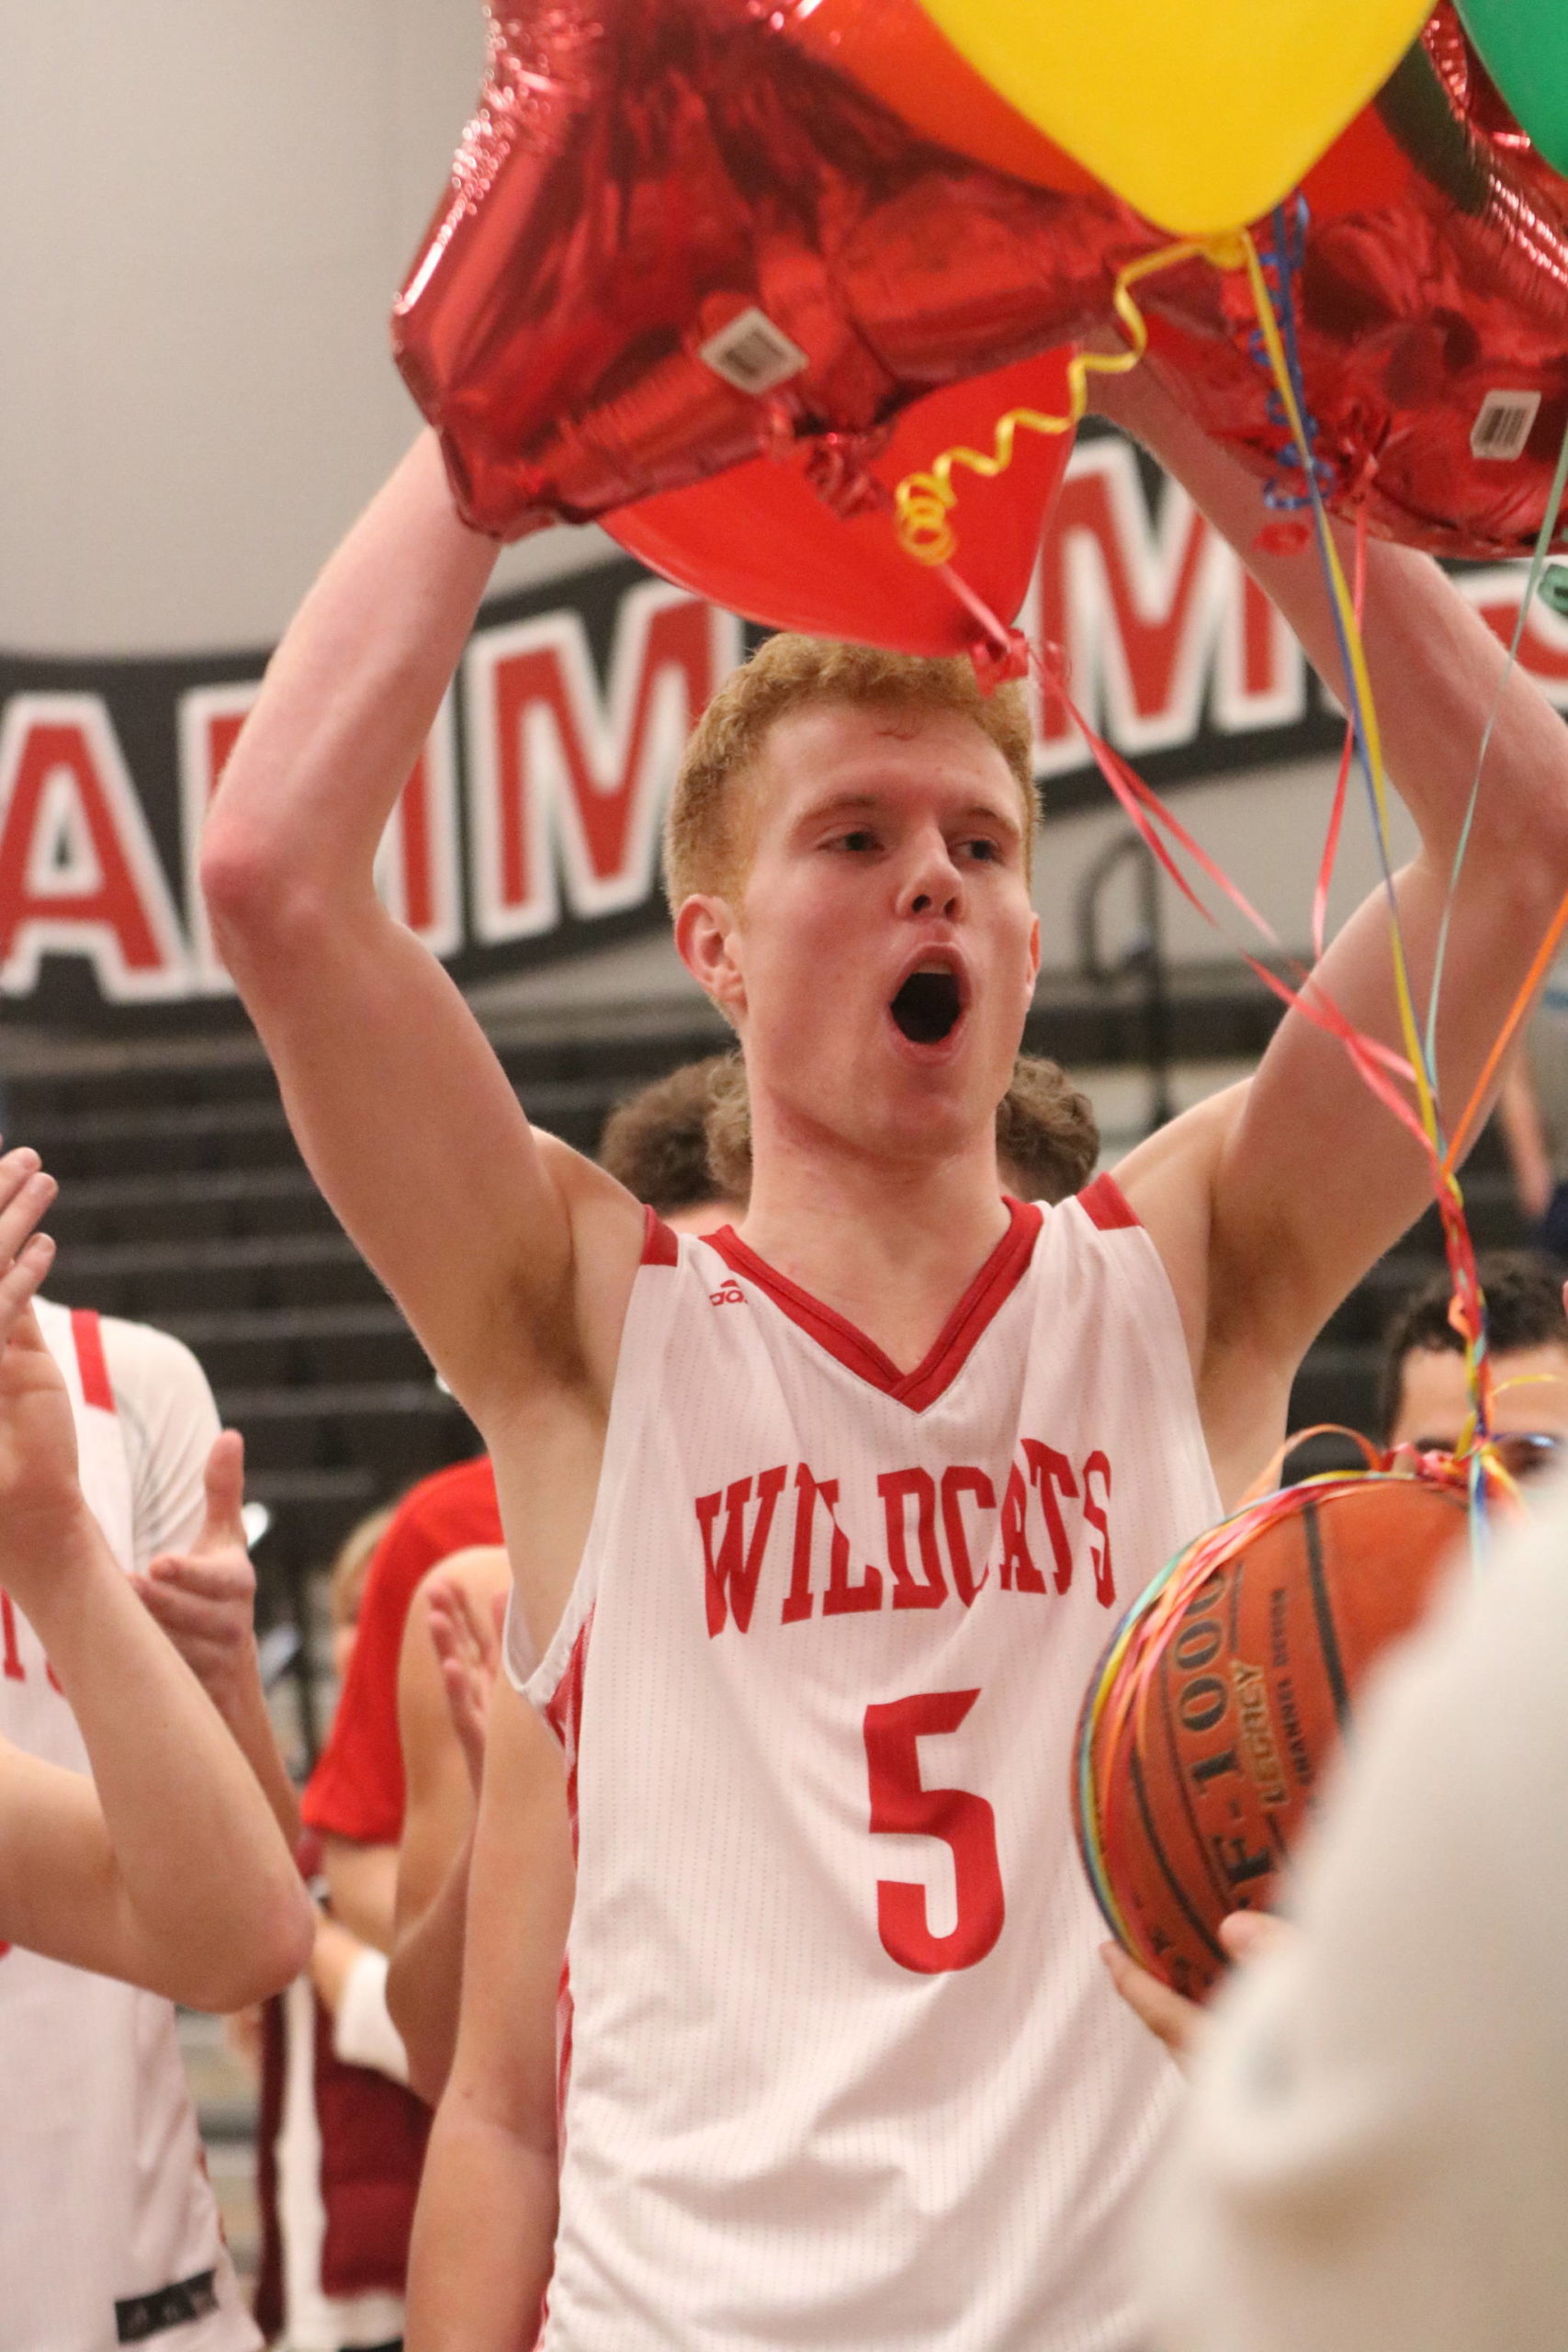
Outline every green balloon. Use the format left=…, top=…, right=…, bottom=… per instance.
left=1456, top=0, right=1568, bottom=175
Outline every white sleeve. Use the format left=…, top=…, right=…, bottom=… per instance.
left=330, top=1946, right=412, bottom=2088
left=96, top=1317, right=221, bottom=1572
left=1141, top=1487, right=1568, bottom=2352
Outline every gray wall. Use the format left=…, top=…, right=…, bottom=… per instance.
left=0, top=0, right=614, bottom=658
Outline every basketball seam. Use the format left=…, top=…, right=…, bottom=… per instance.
left=1302, top=1498, right=1352, bottom=1734
left=1126, top=1739, right=1228, bottom=1972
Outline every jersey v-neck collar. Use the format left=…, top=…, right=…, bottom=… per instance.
left=705, top=1195, right=1044, bottom=1413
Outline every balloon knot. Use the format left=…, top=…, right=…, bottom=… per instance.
left=1254, top=516, right=1313, bottom=558
left=802, top=434, right=888, bottom=521
left=968, top=627, right=1031, bottom=694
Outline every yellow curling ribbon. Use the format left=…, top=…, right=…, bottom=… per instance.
left=893, top=235, right=1239, bottom=566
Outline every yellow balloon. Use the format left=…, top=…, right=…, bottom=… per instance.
left=910, top=0, right=1434, bottom=235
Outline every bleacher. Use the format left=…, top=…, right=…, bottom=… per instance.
left=4, top=968, right=1525, bottom=1727
left=6, top=1020, right=708, bottom=1583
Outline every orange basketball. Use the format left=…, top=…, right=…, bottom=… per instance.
left=1076, top=1475, right=1472, bottom=1999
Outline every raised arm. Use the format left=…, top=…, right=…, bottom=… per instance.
left=0, top=1166, right=311, bottom=2004
left=1102, top=370, right=1568, bottom=1485
left=404, top=1677, right=573, bottom=2348
left=199, top=435, right=642, bottom=1428
left=389, top=1549, right=510, bottom=2102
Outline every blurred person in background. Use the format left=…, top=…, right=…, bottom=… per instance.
left=0, top=1148, right=309, bottom=2352
left=597, top=1055, right=751, bottom=1237
left=254, top=1505, right=431, bottom=2352
left=1379, top=1249, right=1568, bottom=1471
left=1277, top=1250, right=1568, bottom=1490
left=300, top=1464, right=502, bottom=1955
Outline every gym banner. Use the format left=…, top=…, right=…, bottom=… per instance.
left=4, top=426, right=1562, bottom=1023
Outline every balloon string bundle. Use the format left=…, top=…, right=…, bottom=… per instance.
left=1233, top=220, right=1495, bottom=1476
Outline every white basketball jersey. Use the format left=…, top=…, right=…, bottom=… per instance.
left=0, top=1300, right=257, bottom=2352
left=521, top=1179, right=1222, bottom=2351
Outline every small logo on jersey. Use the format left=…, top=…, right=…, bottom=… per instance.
left=709, top=1281, right=746, bottom=1307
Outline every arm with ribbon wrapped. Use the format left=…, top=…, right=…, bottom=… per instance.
left=1059, top=353, right=1568, bottom=2012
left=1098, top=358, right=1568, bottom=1500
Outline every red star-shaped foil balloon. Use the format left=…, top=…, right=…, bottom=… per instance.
left=392, top=0, right=1151, bottom=538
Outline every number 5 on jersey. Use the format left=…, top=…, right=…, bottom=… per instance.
left=863, top=1689, right=1005, bottom=1973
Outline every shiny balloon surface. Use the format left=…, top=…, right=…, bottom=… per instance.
left=392, top=0, right=1151, bottom=538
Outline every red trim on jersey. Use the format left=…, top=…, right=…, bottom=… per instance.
left=706, top=1196, right=1043, bottom=1413
left=1077, top=1172, right=1140, bottom=1231
left=543, top=1607, right=594, bottom=1860
left=70, top=1308, right=115, bottom=1411
left=541, top=1608, right=592, bottom=2310
left=641, top=1205, right=680, bottom=1266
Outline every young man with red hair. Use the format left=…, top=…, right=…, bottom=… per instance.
left=203, top=366, right=1568, bottom=2350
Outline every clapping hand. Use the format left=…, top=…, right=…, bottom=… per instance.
left=0, top=1145, right=80, bottom=1604
left=426, top=1570, right=503, bottom=1796
left=132, top=1428, right=299, bottom=1842
left=132, top=1431, right=259, bottom=1716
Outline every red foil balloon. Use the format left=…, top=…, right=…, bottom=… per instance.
left=392, top=0, right=1149, bottom=538
left=1136, top=6, right=1568, bottom=560
left=608, top=348, right=1077, bottom=665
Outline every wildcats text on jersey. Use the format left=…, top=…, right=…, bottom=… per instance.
left=697, top=1445, right=1116, bottom=1637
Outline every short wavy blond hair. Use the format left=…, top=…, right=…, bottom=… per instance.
left=664, top=635, right=1037, bottom=907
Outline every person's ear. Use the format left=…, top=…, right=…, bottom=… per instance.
left=675, top=893, right=746, bottom=1023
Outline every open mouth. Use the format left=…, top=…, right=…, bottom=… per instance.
left=889, top=967, right=964, bottom=1045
